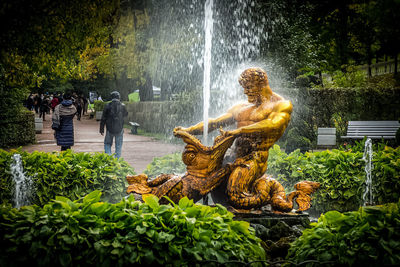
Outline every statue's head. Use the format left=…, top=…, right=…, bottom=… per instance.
left=239, top=68, right=272, bottom=103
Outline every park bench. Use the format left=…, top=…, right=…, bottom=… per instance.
left=317, top=127, right=337, bottom=148
left=341, top=121, right=400, bottom=139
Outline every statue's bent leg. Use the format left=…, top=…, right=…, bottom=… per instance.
left=226, top=154, right=268, bottom=209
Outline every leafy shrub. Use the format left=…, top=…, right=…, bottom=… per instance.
left=268, top=144, right=400, bottom=213
left=286, top=201, right=400, bottom=266
left=268, top=145, right=365, bottom=213
left=373, top=146, right=400, bottom=204
left=0, top=191, right=266, bottom=266
left=93, top=100, right=106, bottom=112
left=0, top=109, right=35, bottom=147
left=0, top=150, right=134, bottom=206
left=330, top=67, right=367, bottom=88
left=144, top=152, right=186, bottom=177
left=143, top=144, right=400, bottom=214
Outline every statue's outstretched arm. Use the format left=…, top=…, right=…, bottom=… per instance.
left=228, top=101, right=292, bottom=136
left=174, top=112, right=235, bottom=135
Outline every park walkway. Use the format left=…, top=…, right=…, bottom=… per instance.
left=20, top=113, right=184, bottom=173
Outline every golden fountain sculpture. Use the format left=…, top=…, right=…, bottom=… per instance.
left=127, top=67, right=319, bottom=212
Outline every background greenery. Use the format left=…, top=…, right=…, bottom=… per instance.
left=1, top=0, right=399, bottom=147
left=0, top=150, right=134, bottom=206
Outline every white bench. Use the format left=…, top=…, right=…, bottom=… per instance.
left=341, top=121, right=400, bottom=139
left=317, top=128, right=336, bottom=147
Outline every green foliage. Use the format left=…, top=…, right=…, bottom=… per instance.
left=0, top=150, right=134, bottom=206
left=268, top=144, right=400, bottom=213
left=372, top=146, right=400, bottom=204
left=143, top=143, right=400, bottom=214
left=286, top=201, right=400, bottom=266
left=284, top=127, right=312, bottom=153
left=0, top=191, right=266, bottom=266
left=367, top=73, right=400, bottom=89
left=128, top=91, right=140, bottom=102
left=1, top=0, right=118, bottom=83
left=0, top=110, right=35, bottom=147
left=268, top=145, right=364, bottom=212
left=144, top=153, right=186, bottom=177
left=318, top=66, right=367, bottom=88
left=93, top=100, right=106, bottom=112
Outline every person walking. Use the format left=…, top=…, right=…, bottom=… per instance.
left=82, top=95, right=88, bottom=115
left=50, top=95, right=59, bottom=112
left=52, top=93, right=77, bottom=151
left=26, top=93, right=34, bottom=111
left=34, top=94, right=41, bottom=114
left=39, top=96, right=50, bottom=121
left=99, top=91, right=128, bottom=159
left=74, top=95, right=83, bottom=121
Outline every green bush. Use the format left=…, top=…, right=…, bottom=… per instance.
left=327, top=66, right=367, bottom=88
left=286, top=201, right=400, bottom=266
left=144, top=152, right=186, bottom=177
left=0, top=110, right=35, bottom=147
left=0, top=191, right=266, bottom=266
left=0, top=150, right=134, bottom=206
left=93, top=100, right=106, bottom=112
left=268, top=144, right=400, bottom=213
left=268, top=145, right=365, bottom=213
left=143, top=143, right=400, bottom=214
left=372, top=145, right=400, bottom=204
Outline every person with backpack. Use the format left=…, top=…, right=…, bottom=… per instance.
left=52, top=92, right=77, bottom=151
left=99, top=91, right=128, bottom=159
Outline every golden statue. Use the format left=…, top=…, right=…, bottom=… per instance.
left=126, top=67, right=319, bottom=212
left=127, top=130, right=235, bottom=204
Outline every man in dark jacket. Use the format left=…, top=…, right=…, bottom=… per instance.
left=52, top=93, right=77, bottom=151
left=99, top=91, right=128, bottom=158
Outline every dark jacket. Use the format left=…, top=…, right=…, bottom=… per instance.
left=53, top=100, right=77, bottom=146
left=100, top=99, right=128, bottom=134
left=40, top=98, right=49, bottom=112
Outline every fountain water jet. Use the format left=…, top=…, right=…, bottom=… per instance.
left=203, top=0, right=214, bottom=145
left=10, top=154, right=33, bottom=208
left=362, top=138, right=373, bottom=206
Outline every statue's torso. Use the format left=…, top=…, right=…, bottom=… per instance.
left=234, top=102, right=275, bottom=127
left=229, top=99, right=291, bottom=161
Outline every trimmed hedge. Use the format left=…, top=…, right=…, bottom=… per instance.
left=0, top=150, right=134, bottom=206
left=0, top=110, right=35, bottom=147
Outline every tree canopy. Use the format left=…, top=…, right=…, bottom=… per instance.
left=1, top=0, right=399, bottom=108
